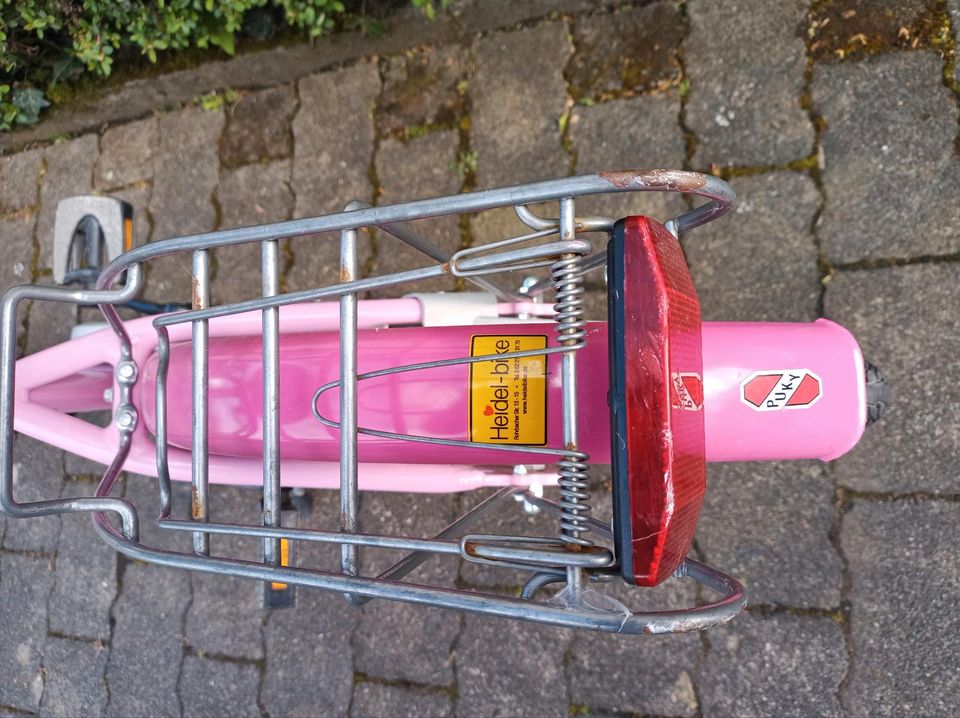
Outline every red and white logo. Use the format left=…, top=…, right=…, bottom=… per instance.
left=740, top=369, right=822, bottom=411
left=671, top=372, right=704, bottom=411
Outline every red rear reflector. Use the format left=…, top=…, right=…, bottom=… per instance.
left=608, top=216, right=706, bottom=586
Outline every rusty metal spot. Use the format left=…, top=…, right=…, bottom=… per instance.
left=191, top=275, right=201, bottom=311
left=191, top=485, right=203, bottom=519
left=600, top=169, right=707, bottom=193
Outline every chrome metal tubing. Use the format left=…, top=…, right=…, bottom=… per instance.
left=159, top=519, right=464, bottom=555
left=154, top=326, right=173, bottom=518
left=191, top=250, right=211, bottom=556
left=261, top=240, right=282, bottom=568
left=348, top=200, right=516, bottom=301
left=94, top=171, right=735, bottom=296
left=339, top=224, right=360, bottom=593
left=92, top=514, right=747, bottom=634
left=0, top=276, right=143, bottom=540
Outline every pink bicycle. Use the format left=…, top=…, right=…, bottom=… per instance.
left=0, top=169, right=885, bottom=633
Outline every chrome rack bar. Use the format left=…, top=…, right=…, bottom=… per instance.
left=339, top=222, right=360, bottom=598
left=94, top=171, right=736, bottom=296
left=151, top=240, right=590, bottom=330
left=191, top=250, right=211, bottom=555
left=379, top=486, right=514, bottom=578
left=262, top=240, right=282, bottom=570
left=0, top=277, right=143, bottom=541
left=348, top=200, right=518, bottom=302
left=154, top=327, right=173, bottom=517
left=160, top=519, right=465, bottom=554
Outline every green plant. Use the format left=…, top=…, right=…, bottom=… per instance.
left=451, top=149, right=477, bottom=178
left=0, top=0, right=445, bottom=130
left=410, top=0, right=452, bottom=21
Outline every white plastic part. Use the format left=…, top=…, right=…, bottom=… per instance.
left=70, top=322, right=109, bottom=340
left=406, top=292, right=500, bottom=327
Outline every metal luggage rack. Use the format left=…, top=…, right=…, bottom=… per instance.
left=0, top=169, right=746, bottom=634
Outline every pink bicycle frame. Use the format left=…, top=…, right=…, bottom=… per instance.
left=15, top=297, right=865, bottom=490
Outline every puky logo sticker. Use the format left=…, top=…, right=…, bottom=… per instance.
left=671, top=372, right=704, bottom=411
left=741, top=369, right=822, bottom=411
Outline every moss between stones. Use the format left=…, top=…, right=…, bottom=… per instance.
left=807, top=0, right=952, bottom=63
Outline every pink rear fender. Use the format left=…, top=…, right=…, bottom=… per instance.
left=136, top=317, right=867, bottom=465
left=701, top=319, right=866, bottom=462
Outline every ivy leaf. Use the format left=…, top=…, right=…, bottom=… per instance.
left=208, top=25, right=236, bottom=55
left=51, top=56, right=83, bottom=86
left=11, top=87, right=51, bottom=125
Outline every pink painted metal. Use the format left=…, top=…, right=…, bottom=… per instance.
left=701, top=319, right=866, bottom=462
left=141, top=317, right=865, bottom=466
left=12, top=299, right=867, bottom=492
left=12, top=298, right=560, bottom=492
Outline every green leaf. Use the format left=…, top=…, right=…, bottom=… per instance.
left=11, top=87, right=51, bottom=125
left=208, top=25, right=236, bottom=55
left=51, top=56, right=83, bottom=86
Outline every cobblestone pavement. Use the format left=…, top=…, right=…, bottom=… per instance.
left=0, top=1, right=959, bottom=716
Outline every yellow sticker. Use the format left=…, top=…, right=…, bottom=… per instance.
left=469, top=335, right=548, bottom=445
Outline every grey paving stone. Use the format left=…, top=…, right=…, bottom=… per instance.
left=0, top=553, right=55, bottom=712
left=5, top=435, right=63, bottom=553
left=697, top=461, right=842, bottom=609
left=351, top=682, right=453, bottom=718
left=353, top=492, right=460, bottom=686
left=38, top=636, right=109, bottom=718
left=186, top=485, right=265, bottom=662
left=179, top=655, right=261, bottom=718
left=953, top=0, right=960, bottom=84
left=151, top=105, right=224, bottom=240
left=292, top=61, right=379, bottom=218
left=24, top=298, right=76, bottom=356
left=686, top=0, right=813, bottom=167
left=147, top=105, right=224, bottom=301
left=471, top=22, right=571, bottom=188
left=37, top=135, right=98, bottom=271
left=700, top=611, right=846, bottom=718
left=261, top=590, right=357, bottom=718
left=0, top=211, right=36, bottom=353
left=570, top=92, right=687, bottom=223
left=104, top=562, right=190, bottom=718
left=213, top=159, right=294, bottom=305
left=566, top=580, right=700, bottom=717
left=0, top=148, right=43, bottom=213
left=63, top=448, right=108, bottom=483
left=0, top=210, right=36, bottom=289
left=380, top=45, right=469, bottom=135
left=684, top=172, right=821, bottom=322
left=370, top=131, right=461, bottom=296
left=814, top=51, right=960, bottom=263
left=455, top=614, right=570, bottom=718
left=567, top=2, right=684, bottom=101
left=842, top=499, right=960, bottom=717
left=47, top=480, right=116, bottom=641
left=94, top=117, right=158, bottom=191
left=288, top=62, right=379, bottom=293
left=824, top=262, right=960, bottom=492
left=221, top=84, right=297, bottom=168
